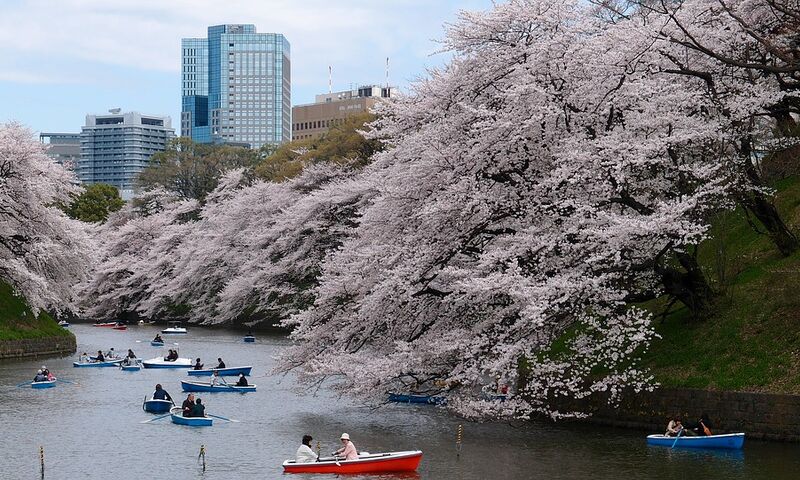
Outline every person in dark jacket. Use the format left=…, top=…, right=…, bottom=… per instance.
left=33, top=370, right=47, bottom=382
left=152, top=384, right=173, bottom=402
left=153, top=334, right=163, bottom=343
left=216, top=358, right=226, bottom=369
left=236, top=373, right=248, bottom=387
left=191, top=398, right=205, bottom=418
left=181, top=393, right=195, bottom=417
left=95, top=350, right=105, bottom=362
left=193, top=358, right=204, bottom=370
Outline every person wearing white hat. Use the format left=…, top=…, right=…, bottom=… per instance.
left=333, top=433, right=358, bottom=461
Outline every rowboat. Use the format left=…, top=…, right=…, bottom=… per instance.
left=388, top=393, right=445, bottom=405
left=283, top=450, right=423, bottom=474
left=113, top=325, right=127, bottom=330
left=170, top=406, right=212, bottom=426
left=150, top=341, right=164, bottom=346
left=31, top=380, right=57, bottom=389
left=187, top=366, right=252, bottom=377
left=142, top=357, right=192, bottom=369
left=243, top=335, right=255, bottom=343
left=142, top=398, right=174, bottom=413
left=73, top=359, right=124, bottom=368
left=58, top=320, right=70, bottom=327
left=161, top=322, right=187, bottom=334
left=646, top=433, right=745, bottom=449
left=121, top=362, right=142, bottom=371
left=93, top=322, right=118, bottom=327
left=180, top=380, right=256, bottom=393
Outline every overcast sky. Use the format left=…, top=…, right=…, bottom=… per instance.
left=0, top=0, right=493, bottom=133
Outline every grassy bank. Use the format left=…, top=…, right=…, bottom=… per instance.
left=642, top=176, right=800, bottom=394
left=0, top=281, right=72, bottom=341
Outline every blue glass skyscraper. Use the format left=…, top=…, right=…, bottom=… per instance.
left=181, top=25, right=291, bottom=148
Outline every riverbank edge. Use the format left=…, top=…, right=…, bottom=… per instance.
left=0, top=334, right=77, bottom=360
left=560, top=387, right=800, bottom=442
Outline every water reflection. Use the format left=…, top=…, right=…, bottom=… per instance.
left=0, top=324, right=798, bottom=479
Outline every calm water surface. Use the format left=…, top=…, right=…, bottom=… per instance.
left=1, top=324, right=799, bottom=479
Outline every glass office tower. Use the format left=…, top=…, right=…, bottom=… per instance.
left=181, top=25, right=291, bottom=148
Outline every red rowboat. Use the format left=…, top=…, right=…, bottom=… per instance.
left=113, top=325, right=127, bottom=330
left=283, top=450, right=422, bottom=474
left=93, top=322, right=118, bottom=327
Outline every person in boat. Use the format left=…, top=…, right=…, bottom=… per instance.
left=42, top=366, right=55, bottom=381
left=210, top=371, right=228, bottom=387
left=333, top=433, right=358, bottom=461
left=666, top=417, right=683, bottom=437
left=236, top=373, right=248, bottom=387
left=181, top=393, right=195, bottom=417
left=191, top=398, right=205, bottom=418
left=152, top=384, right=173, bottom=403
left=95, top=350, right=105, bottom=362
left=123, top=349, right=137, bottom=366
left=105, top=347, right=116, bottom=359
left=164, top=349, right=179, bottom=362
left=193, top=358, right=204, bottom=370
left=296, top=435, right=318, bottom=463
left=690, top=413, right=713, bottom=436
left=33, top=370, right=48, bottom=382
left=216, top=358, right=226, bottom=369
left=153, top=334, right=163, bottom=343
left=79, top=352, right=89, bottom=363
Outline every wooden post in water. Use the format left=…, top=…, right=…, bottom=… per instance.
left=199, top=444, right=206, bottom=472
left=39, top=445, right=44, bottom=479
left=456, top=424, right=463, bottom=458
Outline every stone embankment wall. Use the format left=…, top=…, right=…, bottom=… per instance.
left=0, top=335, right=76, bottom=359
left=565, top=388, right=800, bottom=442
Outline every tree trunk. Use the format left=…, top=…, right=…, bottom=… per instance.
left=656, top=250, right=715, bottom=320
left=739, top=139, right=799, bottom=256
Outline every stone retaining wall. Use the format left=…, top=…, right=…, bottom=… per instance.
left=0, top=335, right=76, bottom=359
left=564, top=388, right=800, bottom=442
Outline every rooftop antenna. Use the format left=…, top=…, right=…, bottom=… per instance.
left=109, top=108, right=121, bottom=114
left=385, top=57, right=389, bottom=89
left=328, top=65, right=332, bottom=94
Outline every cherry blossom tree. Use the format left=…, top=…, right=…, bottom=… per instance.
left=276, top=0, right=745, bottom=417
left=0, top=123, right=91, bottom=313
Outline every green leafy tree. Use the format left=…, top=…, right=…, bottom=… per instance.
left=137, top=137, right=259, bottom=202
left=64, top=183, right=124, bottom=223
left=255, top=113, right=383, bottom=182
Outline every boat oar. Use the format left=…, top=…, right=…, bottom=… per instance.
left=671, top=427, right=684, bottom=449
left=56, top=378, right=76, bottom=384
left=140, top=413, right=171, bottom=424
left=207, top=414, right=239, bottom=423
left=15, top=380, right=32, bottom=388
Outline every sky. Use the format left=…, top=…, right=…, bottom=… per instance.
left=0, top=0, right=494, bottom=134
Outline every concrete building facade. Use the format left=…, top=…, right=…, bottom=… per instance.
left=39, top=133, right=81, bottom=172
left=79, top=110, right=174, bottom=199
left=181, top=24, right=291, bottom=148
left=292, top=85, right=392, bottom=140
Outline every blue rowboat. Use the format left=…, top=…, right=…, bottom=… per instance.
left=180, top=380, right=256, bottom=393
left=187, top=366, right=252, bottom=377
left=73, top=359, right=124, bottom=368
left=142, top=357, right=192, bottom=369
left=646, top=433, right=745, bottom=449
left=170, top=407, right=212, bottom=426
left=31, top=380, right=57, bottom=389
left=243, top=335, right=255, bottom=343
left=142, top=398, right=173, bottom=413
left=388, top=393, right=445, bottom=405
left=150, top=341, right=164, bottom=346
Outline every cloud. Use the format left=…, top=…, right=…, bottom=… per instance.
left=0, top=0, right=491, bottom=92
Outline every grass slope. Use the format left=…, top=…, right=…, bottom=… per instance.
left=643, top=176, right=800, bottom=394
left=0, top=281, right=72, bottom=341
